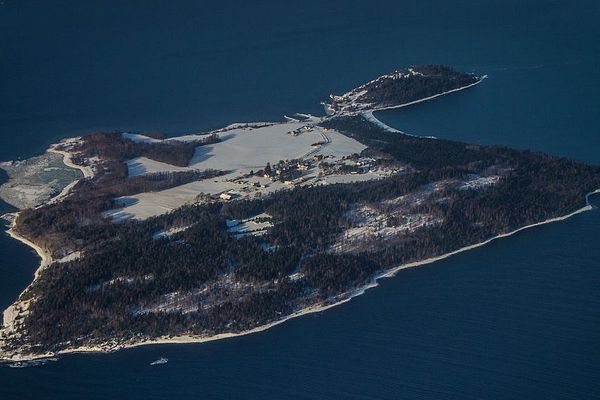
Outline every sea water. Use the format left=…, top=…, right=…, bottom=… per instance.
left=1, top=1, right=599, bottom=398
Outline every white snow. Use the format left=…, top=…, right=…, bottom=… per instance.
left=226, top=213, right=273, bottom=238
left=126, top=123, right=366, bottom=177
left=122, top=132, right=162, bottom=143
left=56, top=251, right=81, bottom=263
left=331, top=202, right=443, bottom=254
left=187, top=123, right=320, bottom=170
left=314, top=128, right=366, bottom=158
left=126, top=157, right=191, bottom=177
left=152, top=225, right=193, bottom=240
left=320, top=172, right=385, bottom=185
left=108, top=121, right=368, bottom=220
left=459, top=175, right=500, bottom=190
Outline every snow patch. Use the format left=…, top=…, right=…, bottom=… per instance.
left=122, top=132, right=162, bottom=144
left=227, top=213, right=273, bottom=238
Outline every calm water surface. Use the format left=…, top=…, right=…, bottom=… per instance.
left=1, top=1, right=599, bottom=399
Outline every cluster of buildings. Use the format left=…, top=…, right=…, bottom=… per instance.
left=215, top=154, right=403, bottom=203
left=219, top=191, right=239, bottom=201
left=320, top=156, right=380, bottom=175
left=287, top=125, right=312, bottom=136
left=262, top=159, right=311, bottom=182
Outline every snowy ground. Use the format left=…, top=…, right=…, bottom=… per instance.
left=152, top=225, right=194, bottom=240
left=121, top=132, right=162, bottom=144
left=0, top=152, right=82, bottom=209
left=226, top=213, right=273, bottom=238
left=126, top=157, right=191, bottom=176
left=106, top=120, right=370, bottom=220
left=126, top=122, right=325, bottom=176
left=331, top=197, right=443, bottom=254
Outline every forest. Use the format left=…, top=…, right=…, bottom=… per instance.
left=68, top=131, right=220, bottom=167
left=328, top=65, right=480, bottom=112
left=5, top=115, right=600, bottom=355
left=16, top=131, right=223, bottom=256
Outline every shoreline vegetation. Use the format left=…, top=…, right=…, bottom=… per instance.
left=2, top=65, right=600, bottom=363
left=0, top=141, right=95, bottom=360
left=2, top=188, right=598, bottom=363
left=324, top=74, right=487, bottom=116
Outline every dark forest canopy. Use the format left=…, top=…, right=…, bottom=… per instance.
left=68, top=131, right=220, bottom=167
left=6, top=115, right=600, bottom=356
left=15, top=131, right=224, bottom=256
left=327, top=65, right=481, bottom=113
left=2, top=67, right=599, bottom=359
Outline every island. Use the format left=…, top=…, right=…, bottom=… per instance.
left=1, top=66, right=599, bottom=362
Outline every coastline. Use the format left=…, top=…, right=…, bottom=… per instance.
left=2, top=138, right=93, bottom=280
left=48, top=140, right=94, bottom=179
left=369, top=74, right=488, bottom=113
left=1, top=78, right=597, bottom=362
left=357, top=76, right=487, bottom=140
left=361, top=110, right=437, bottom=139
left=0, top=141, right=94, bottom=361
left=5, top=220, right=53, bottom=280
left=324, top=75, right=488, bottom=116
left=2, top=188, right=597, bottom=363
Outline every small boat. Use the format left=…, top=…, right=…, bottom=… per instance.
left=149, top=357, right=168, bottom=366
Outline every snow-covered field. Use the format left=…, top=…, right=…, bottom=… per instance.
left=126, top=157, right=191, bottom=176
left=126, top=122, right=365, bottom=176
left=106, top=121, right=368, bottom=220
left=121, top=132, right=162, bottom=144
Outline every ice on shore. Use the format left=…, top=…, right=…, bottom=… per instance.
left=0, top=152, right=82, bottom=209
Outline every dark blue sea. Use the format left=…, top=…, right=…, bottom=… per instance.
left=1, top=1, right=599, bottom=398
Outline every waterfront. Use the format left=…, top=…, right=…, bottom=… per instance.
left=1, top=0, right=599, bottom=398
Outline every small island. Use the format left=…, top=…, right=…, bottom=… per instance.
left=1, top=66, right=599, bottom=362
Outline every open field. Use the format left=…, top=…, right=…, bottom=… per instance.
left=106, top=120, right=370, bottom=220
